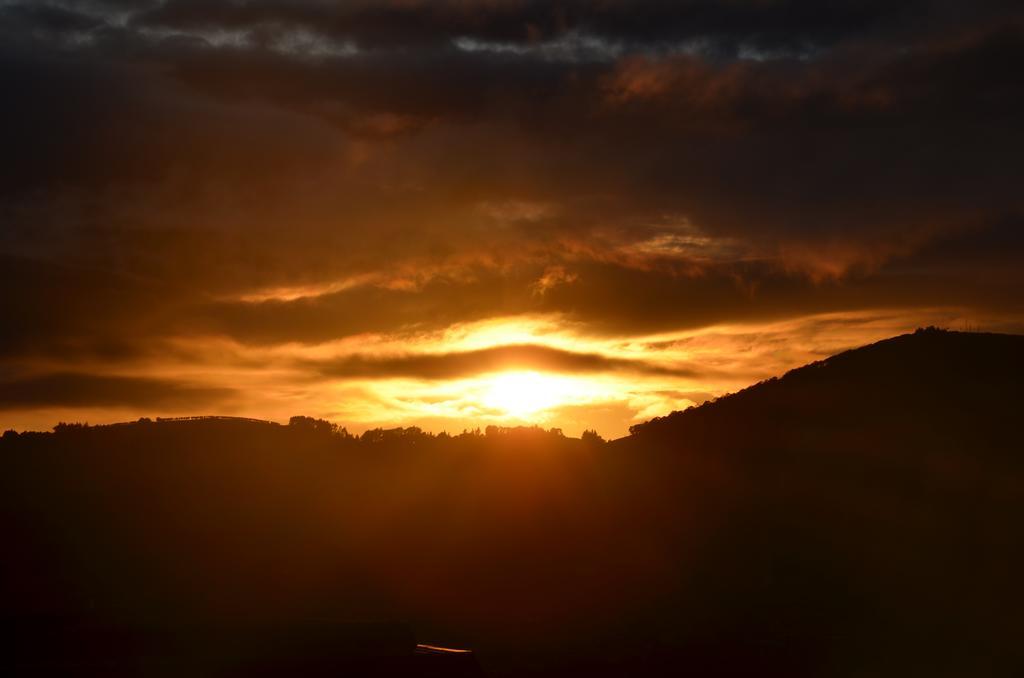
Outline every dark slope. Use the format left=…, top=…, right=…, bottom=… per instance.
left=626, top=327, right=1023, bottom=455
left=1, top=329, right=1022, bottom=676
left=614, top=328, right=1024, bottom=676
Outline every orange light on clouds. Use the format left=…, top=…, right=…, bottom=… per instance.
left=0, top=307, right=995, bottom=440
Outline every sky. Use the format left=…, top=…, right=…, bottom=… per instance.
left=1, top=0, right=1022, bottom=438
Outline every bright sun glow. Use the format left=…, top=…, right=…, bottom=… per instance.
left=480, top=371, right=576, bottom=418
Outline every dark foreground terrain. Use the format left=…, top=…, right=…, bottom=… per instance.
left=2, top=328, right=1022, bottom=676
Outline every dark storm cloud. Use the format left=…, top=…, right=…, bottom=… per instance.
left=192, top=216, right=1024, bottom=346
left=0, top=255, right=186, bottom=361
left=130, top=0, right=1006, bottom=55
left=312, top=343, right=707, bottom=380
left=19, top=3, right=1018, bottom=257
left=0, top=372, right=234, bottom=410
left=0, top=0, right=1021, bottom=378
left=191, top=259, right=821, bottom=346
left=191, top=267, right=536, bottom=346
left=2, top=3, right=107, bottom=34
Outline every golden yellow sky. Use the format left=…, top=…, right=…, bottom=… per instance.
left=1, top=307, right=1002, bottom=439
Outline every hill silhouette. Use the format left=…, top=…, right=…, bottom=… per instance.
left=1, top=328, right=1022, bottom=676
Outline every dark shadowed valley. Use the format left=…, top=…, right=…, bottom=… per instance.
left=2, top=328, right=1021, bottom=676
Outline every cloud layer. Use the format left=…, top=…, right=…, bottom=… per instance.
left=1, top=0, right=1022, bottom=435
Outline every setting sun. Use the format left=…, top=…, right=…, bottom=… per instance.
left=480, top=371, right=576, bottom=418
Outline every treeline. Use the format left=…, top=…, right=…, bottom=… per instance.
left=4, top=416, right=605, bottom=447
left=287, top=415, right=607, bottom=446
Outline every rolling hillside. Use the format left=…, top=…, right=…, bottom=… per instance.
left=1, top=328, right=1021, bottom=676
